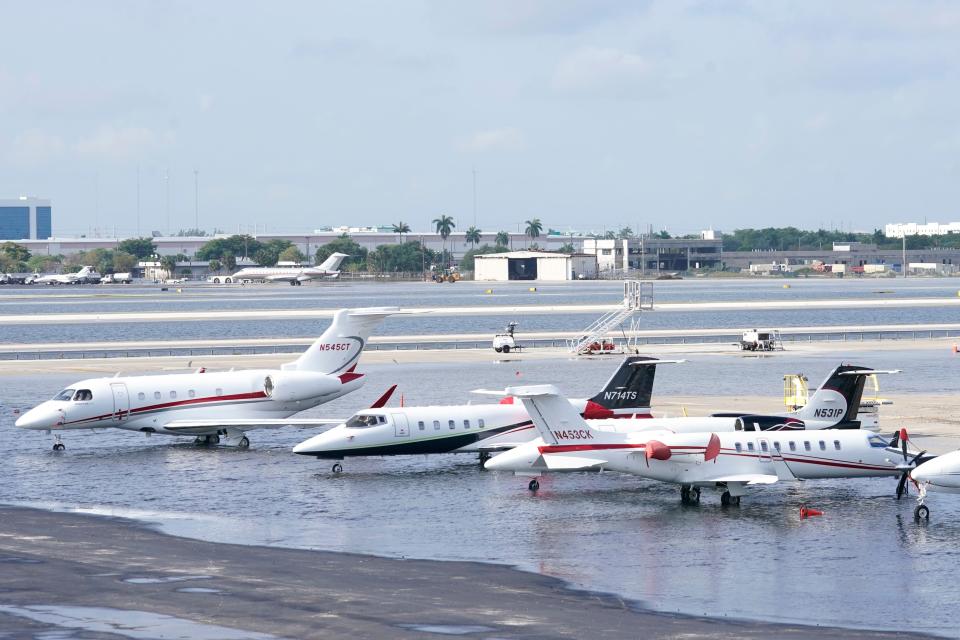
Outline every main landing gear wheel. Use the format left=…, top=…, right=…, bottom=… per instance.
left=720, top=491, right=740, bottom=507
left=680, top=485, right=700, bottom=504
left=332, top=463, right=343, bottom=474
left=915, top=504, right=930, bottom=521
left=238, top=436, right=250, bottom=449
left=501, top=345, right=510, bottom=354
left=528, top=479, right=540, bottom=492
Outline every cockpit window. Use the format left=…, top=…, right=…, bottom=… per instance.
left=868, top=435, right=890, bottom=448
left=53, top=388, right=75, bottom=401
left=73, top=389, right=93, bottom=402
left=346, top=414, right=385, bottom=429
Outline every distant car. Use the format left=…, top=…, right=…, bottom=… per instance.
left=100, top=272, right=133, bottom=284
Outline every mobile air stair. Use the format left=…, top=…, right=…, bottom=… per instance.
left=568, top=280, right=653, bottom=355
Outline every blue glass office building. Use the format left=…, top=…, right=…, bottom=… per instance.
left=0, top=199, right=52, bottom=240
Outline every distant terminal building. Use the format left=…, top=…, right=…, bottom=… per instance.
left=0, top=197, right=52, bottom=240
left=885, top=222, right=960, bottom=239
left=473, top=251, right=598, bottom=281
left=584, top=231, right=723, bottom=273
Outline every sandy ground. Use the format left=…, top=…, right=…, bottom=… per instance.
left=0, top=506, right=936, bottom=640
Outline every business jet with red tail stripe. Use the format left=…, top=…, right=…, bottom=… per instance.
left=15, top=307, right=399, bottom=450
left=292, top=356, right=667, bottom=470
left=485, top=384, right=922, bottom=502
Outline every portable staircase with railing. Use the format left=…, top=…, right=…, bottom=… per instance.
left=568, top=281, right=653, bottom=354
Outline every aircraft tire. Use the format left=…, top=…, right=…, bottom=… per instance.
left=212, top=278, right=220, bottom=283
left=53, top=443, right=65, bottom=451
left=501, top=345, right=510, bottom=354
left=225, top=278, right=232, bottom=284
left=528, top=479, right=539, bottom=492
left=494, top=347, right=502, bottom=353
left=332, top=463, right=343, bottom=474
left=238, top=436, right=250, bottom=448
left=915, top=504, right=930, bottom=521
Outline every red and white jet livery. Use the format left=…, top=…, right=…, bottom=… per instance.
left=15, top=307, right=399, bottom=450
left=485, top=384, right=921, bottom=503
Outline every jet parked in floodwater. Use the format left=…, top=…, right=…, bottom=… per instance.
left=33, top=265, right=100, bottom=285
left=211, top=253, right=349, bottom=285
left=15, top=307, right=399, bottom=450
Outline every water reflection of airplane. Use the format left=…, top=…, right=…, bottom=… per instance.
left=485, top=385, right=926, bottom=504
left=15, top=307, right=398, bottom=450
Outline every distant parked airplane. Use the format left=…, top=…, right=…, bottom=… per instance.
left=33, top=266, right=100, bottom=285
left=211, top=253, right=349, bottom=285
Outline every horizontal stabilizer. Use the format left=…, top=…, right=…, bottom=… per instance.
left=838, top=369, right=901, bottom=376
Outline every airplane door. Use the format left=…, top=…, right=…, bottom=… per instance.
left=392, top=414, right=409, bottom=437
left=757, top=438, right=771, bottom=463
left=110, top=383, right=130, bottom=422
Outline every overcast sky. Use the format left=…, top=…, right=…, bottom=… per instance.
left=2, top=1, right=959, bottom=237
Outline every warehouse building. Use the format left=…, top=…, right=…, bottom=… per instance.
left=473, top=251, right=597, bottom=281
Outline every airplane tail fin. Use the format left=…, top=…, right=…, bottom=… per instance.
left=290, top=307, right=398, bottom=374
left=585, top=356, right=682, bottom=416
left=505, top=384, right=597, bottom=445
left=317, top=252, right=349, bottom=272
left=794, top=365, right=899, bottom=426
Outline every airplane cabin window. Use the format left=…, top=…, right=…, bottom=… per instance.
left=73, top=390, right=93, bottom=401
left=789, top=441, right=797, bottom=452
left=154, top=391, right=161, bottom=400
left=378, top=416, right=386, bottom=424
left=433, top=420, right=440, bottom=430
left=833, top=440, right=841, bottom=450
left=418, top=421, right=425, bottom=431
left=804, top=441, right=811, bottom=451
left=138, top=392, right=145, bottom=401
left=478, top=419, right=485, bottom=428
left=216, top=388, right=223, bottom=397
left=449, top=420, right=456, bottom=430
left=170, top=391, right=177, bottom=399
left=760, top=441, right=768, bottom=452
left=773, top=442, right=781, bottom=451
left=188, top=390, right=196, bottom=398
left=747, top=442, right=755, bottom=451
left=464, top=420, right=470, bottom=429
left=819, top=440, right=826, bottom=451
left=868, top=435, right=889, bottom=448
left=54, top=389, right=75, bottom=401
left=735, top=443, right=742, bottom=452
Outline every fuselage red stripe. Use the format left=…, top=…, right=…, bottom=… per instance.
left=60, top=391, right=269, bottom=426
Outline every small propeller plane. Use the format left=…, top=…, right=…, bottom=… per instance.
left=15, top=307, right=399, bottom=450
left=484, top=384, right=926, bottom=505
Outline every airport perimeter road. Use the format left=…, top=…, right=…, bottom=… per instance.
left=0, top=507, right=935, bottom=640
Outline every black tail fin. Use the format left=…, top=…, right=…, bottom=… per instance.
left=795, top=364, right=870, bottom=426
left=588, top=356, right=659, bottom=411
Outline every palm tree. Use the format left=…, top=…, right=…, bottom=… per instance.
left=392, top=221, right=411, bottom=244
left=465, top=226, right=482, bottom=249
left=495, top=231, right=509, bottom=248
left=524, top=218, right=543, bottom=248
left=432, top=214, right=456, bottom=266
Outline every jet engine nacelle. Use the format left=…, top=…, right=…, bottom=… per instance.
left=734, top=415, right=806, bottom=432
left=263, top=371, right=340, bottom=403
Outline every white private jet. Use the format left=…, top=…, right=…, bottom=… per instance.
left=213, top=253, right=349, bottom=285
left=910, top=446, right=959, bottom=520
left=33, top=266, right=100, bottom=285
left=15, top=307, right=399, bottom=450
left=292, top=356, right=668, bottom=471
left=484, top=385, right=924, bottom=502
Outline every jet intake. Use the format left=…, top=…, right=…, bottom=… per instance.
left=264, top=371, right=340, bottom=403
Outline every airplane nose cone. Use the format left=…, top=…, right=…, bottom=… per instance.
left=15, top=407, right=51, bottom=430
left=293, top=428, right=343, bottom=455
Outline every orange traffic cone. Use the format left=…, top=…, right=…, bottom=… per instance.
left=799, top=504, right=823, bottom=518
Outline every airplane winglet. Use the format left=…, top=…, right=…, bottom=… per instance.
left=370, top=384, right=398, bottom=409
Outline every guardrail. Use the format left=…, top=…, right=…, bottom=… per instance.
left=2, top=328, right=959, bottom=360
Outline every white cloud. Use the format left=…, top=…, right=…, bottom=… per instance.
left=553, top=46, right=653, bottom=94
left=459, top=127, right=527, bottom=153
left=6, top=129, right=66, bottom=166
left=74, top=125, right=173, bottom=160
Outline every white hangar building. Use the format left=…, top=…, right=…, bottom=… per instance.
left=473, top=251, right=598, bottom=281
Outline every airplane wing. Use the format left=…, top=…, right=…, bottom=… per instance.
left=162, top=418, right=344, bottom=434
left=535, top=454, right=608, bottom=471
left=703, top=474, right=780, bottom=485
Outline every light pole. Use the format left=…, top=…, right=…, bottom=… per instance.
left=194, top=169, right=199, bottom=234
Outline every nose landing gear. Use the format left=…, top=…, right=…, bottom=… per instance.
left=52, top=435, right=65, bottom=451
left=914, top=483, right=930, bottom=521
left=680, top=485, right=700, bottom=504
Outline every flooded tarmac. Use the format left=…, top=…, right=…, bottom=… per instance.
left=3, top=348, right=960, bottom=637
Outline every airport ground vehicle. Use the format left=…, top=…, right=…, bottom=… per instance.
left=493, top=322, right=520, bottom=353
left=738, top=329, right=782, bottom=351
left=100, top=272, right=133, bottom=284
